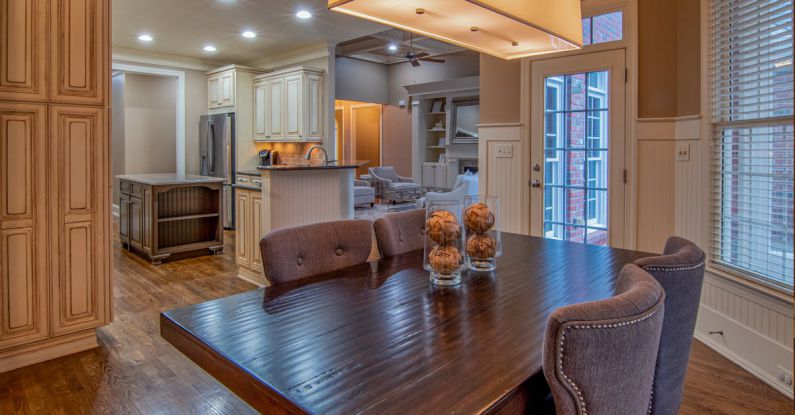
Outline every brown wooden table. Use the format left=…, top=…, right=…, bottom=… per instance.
left=160, top=233, right=651, bottom=414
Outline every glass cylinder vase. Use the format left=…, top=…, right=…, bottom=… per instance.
left=423, top=200, right=465, bottom=286
left=463, top=195, right=502, bottom=272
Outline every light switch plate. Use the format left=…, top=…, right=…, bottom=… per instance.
left=496, top=144, right=513, bottom=158
left=676, top=143, right=690, bottom=161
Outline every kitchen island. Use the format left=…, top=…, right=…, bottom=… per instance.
left=116, top=174, right=226, bottom=264
left=235, top=161, right=368, bottom=285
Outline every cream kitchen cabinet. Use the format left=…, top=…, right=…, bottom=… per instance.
left=235, top=186, right=265, bottom=285
left=253, top=66, right=324, bottom=142
left=208, top=69, right=235, bottom=109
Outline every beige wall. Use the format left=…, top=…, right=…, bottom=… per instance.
left=111, top=73, right=126, bottom=205
left=123, top=73, right=177, bottom=174
left=675, top=0, right=701, bottom=116
left=387, top=51, right=480, bottom=105
left=382, top=105, right=413, bottom=176
left=479, top=55, right=522, bottom=124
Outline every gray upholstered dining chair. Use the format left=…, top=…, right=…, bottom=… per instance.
left=259, top=219, right=372, bottom=285
left=542, top=264, right=665, bottom=415
left=373, top=208, right=426, bottom=257
left=634, top=236, right=705, bottom=415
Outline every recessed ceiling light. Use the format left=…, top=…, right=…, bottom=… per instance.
left=388, top=44, right=398, bottom=51
left=296, top=10, right=312, bottom=19
left=204, top=45, right=217, bottom=52
left=138, top=33, right=154, bottom=42
left=242, top=30, right=256, bottom=38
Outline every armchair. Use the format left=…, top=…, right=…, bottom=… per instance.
left=354, top=179, right=375, bottom=208
left=368, top=167, right=424, bottom=204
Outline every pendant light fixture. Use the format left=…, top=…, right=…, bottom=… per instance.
left=328, top=0, right=583, bottom=60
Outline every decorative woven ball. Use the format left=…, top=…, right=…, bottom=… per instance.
left=428, top=245, right=461, bottom=274
left=426, top=210, right=461, bottom=244
left=466, top=234, right=497, bottom=259
left=464, top=203, right=495, bottom=233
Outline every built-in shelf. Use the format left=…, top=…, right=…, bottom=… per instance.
left=158, top=213, right=220, bottom=223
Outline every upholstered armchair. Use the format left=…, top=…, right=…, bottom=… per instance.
left=368, top=166, right=424, bottom=204
left=542, top=264, right=665, bottom=415
left=354, top=179, right=375, bottom=208
left=416, top=176, right=469, bottom=208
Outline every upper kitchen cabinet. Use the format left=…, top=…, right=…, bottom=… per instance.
left=207, top=65, right=267, bottom=110
left=50, top=0, right=109, bottom=105
left=253, top=66, right=324, bottom=142
left=0, top=0, right=48, bottom=101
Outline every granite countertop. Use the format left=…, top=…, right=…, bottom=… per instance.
left=237, top=170, right=262, bottom=176
left=116, top=173, right=226, bottom=186
left=257, top=160, right=369, bottom=172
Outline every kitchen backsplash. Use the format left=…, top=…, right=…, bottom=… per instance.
left=254, top=142, right=327, bottom=165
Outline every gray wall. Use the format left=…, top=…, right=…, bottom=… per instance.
left=335, top=57, right=388, bottom=104
left=387, top=51, right=480, bottom=105
left=123, top=73, right=178, bottom=175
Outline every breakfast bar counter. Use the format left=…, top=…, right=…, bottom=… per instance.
left=234, top=161, right=368, bottom=285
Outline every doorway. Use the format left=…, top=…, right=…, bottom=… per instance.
left=529, top=49, right=626, bottom=248
left=335, top=100, right=383, bottom=177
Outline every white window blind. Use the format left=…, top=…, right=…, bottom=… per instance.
left=710, top=0, right=794, bottom=292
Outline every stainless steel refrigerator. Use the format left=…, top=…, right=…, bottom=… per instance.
left=199, top=113, right=235, bottom=229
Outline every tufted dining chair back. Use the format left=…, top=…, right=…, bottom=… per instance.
left=634, top=236, right=705, bottom=415
left=373, top=208, right=426, bottom=257
left=259, top=219, right=372, bottom=285
left=542, top=264, right=665, bottom=415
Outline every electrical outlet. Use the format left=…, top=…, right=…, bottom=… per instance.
left=777, top=365, right=793, bottom=386
left=676, top=143, right=690, bottom=161
left=496, top=144, right=513, bottom=158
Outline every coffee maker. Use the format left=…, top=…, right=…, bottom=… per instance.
left=258, top=150, right=271, bottom=166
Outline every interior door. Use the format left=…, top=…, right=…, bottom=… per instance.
left=530, top=49, right=626, bottom=248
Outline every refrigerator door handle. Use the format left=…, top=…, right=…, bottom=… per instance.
left=208, top=123, right=216, bottom=175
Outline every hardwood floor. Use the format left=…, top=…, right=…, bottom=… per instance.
left=0, top=229, right=790, bottom=414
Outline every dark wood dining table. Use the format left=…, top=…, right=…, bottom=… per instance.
left=160, top=233, right=652, bottom=414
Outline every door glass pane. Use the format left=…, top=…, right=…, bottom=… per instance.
left=543, top=70, right=610, bottom=245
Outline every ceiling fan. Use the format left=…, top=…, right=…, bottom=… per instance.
left=399, top=34, right=446, bottom=67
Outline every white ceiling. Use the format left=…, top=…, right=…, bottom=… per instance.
left=112, top=0, right=387, bottom=67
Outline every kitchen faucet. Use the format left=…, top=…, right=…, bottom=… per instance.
left=305, top=145, right=334, bottom=165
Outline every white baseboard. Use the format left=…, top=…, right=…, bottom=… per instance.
left=695, top=304, right=794, bottom=399
left=112, top=203, right=120, bottom=218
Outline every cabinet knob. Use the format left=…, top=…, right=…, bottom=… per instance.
left=530, top=179, right=542, bottom=188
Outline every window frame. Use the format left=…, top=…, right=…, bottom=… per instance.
left=706, top=0, right=794, bottom=295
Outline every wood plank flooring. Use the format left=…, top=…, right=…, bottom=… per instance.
left=0, top=229, right=790, bottom=414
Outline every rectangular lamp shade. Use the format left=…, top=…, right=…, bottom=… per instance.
left=328, top=0, right=583, bottom=60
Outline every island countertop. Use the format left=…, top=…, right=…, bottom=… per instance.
left=257, top=160, right=369, bottom=172
left=115, top=173, right=226, bottom=186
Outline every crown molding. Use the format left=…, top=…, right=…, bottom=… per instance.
left=248, top=43, right=331, bottom=70
left=112, top=46, right=222, bottom=71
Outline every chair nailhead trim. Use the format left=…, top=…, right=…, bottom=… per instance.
left=557, top=309, right=661, bottom=415
left=642, top=261, right=704, bottom=272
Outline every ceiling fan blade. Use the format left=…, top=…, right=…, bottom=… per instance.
left=420, top=57, right=446, bottom=63
left=413, top=52, right=430, bottom=58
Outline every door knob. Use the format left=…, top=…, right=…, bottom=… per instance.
left=532, top=163, right=541, bottom=172
left=530, top=179, right=542, bottom=188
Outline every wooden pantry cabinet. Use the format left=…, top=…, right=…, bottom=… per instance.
left=0, top=0, right=111, bottom=373
left=253, top=66, right=324, bottom=142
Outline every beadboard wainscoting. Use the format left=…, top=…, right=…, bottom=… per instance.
left=639, top=116, right=794, bottom=398
left=477, top=123, right=528, bottom=235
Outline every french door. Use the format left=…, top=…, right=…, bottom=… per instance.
left=530, top=49, right=626, bottom=248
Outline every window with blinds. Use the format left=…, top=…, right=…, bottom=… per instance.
left=710, top=0, right=794, bottom=292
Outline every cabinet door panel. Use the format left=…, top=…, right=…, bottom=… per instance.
left=235, top=190, right=249, bottom=265
left=284, top=75, right=301, bottom=139
left=129, top=196, right=142, bottom=249
left=119, top=194, right=129, bottom=243
left=0, top=0, right=48, bottom=101
left=268, top=79, right=284, bottom=139
left=254, top=84, right=266, bottom=138
left=220, top=73, right=234, bottom=107
left=251, top=194, right=262, bottom=270
left=50, top=105, right=107, bottom=335
left=208, top=76, right=220, bottom=108
left=305, top=74, right=322, bottom=139
left=0, top=103, right=47, bottom=348
left=50, top=0, right=107, bottom=105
